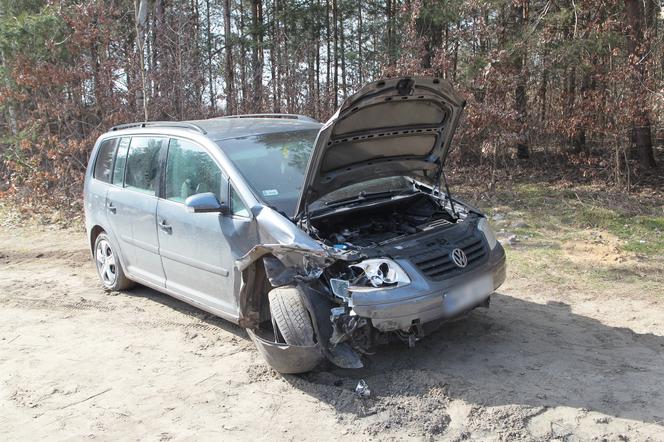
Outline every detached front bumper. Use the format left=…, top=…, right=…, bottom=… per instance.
left=351, top=243, right=506, bottom=332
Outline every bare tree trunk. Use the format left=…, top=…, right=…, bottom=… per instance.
left=190, top=0, right=204, bottom=116
left=566, top=65, right=576, bottom=119
left=339, top=3, right=347, bottom=99
left=386, top=0, right=395, bottom=67
left=152, top=0, right=164, bottom=106
left=205, top=0, right=216, bottom=113
left=332, top=0, right=339, bottom=108
left=571, top=71, right=590, bottom=154
left=511, top=0, right=529, bottom=159
left=239, top=0, right=247, bottom=113
left=357, top=1, right=363, bottom=85
left=223, top=0, right=236, bottom=114
left=135, top=0, right=149, bottom=121
left=306, top=0, right=316, bottom=116
left=625, top=0, right=656, bottom=168
left=251, top=0, right=264, bottom=112
left=270, top=0, right=278, bottom=112
left=282, top=2, right=291, bottom=112
left=325, top=0, right=331, bottom=108
left=453, top=20, right=459, bottom=82
left=315, top=0, right=322, bottom=118
left=275, top=0, right=284, bottom=112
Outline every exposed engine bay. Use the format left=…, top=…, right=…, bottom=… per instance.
left=248, top=187, right=501, bottom=373
left=300, top=192, right=471, bottom=356
left=309, top=192, right=459, bottom=250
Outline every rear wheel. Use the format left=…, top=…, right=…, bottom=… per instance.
left=268, top=286, right=315, bottom=346
left=94, top=233, right=134, bottom=291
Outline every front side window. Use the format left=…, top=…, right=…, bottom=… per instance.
left=124, top=137, right=165, bottom=195
left=165, top=138, right=222, bottom=203
left=93, top=138, right=118, bottom=183
left=230, top=185, right=249, bottom=217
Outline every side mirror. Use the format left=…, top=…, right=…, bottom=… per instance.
left=185, top=192, right=229, bottom=215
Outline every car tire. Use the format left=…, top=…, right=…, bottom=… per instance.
left=93, top=232, right=134, bottom=291
left=268, top=286, right=316, bottom=346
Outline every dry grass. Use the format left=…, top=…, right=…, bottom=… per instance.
left=454, top=180, right=664, bottom=298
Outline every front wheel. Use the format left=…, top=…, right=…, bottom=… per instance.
left=268, top=286, right=316, bottom=346
left=93, top=233, right=134, bottom=291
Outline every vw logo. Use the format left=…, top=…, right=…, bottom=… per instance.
left=451, top=248, right=468, bottom=268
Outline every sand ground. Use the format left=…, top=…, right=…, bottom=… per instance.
left=1, top=223, right=663, bottom=441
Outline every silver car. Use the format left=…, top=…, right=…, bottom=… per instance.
left=84, top=77, right=506, bottom=373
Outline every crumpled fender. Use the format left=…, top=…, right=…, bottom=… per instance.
left=234, top=243, right=333, bottom=328
left=297, top=283, right=363, bottom=370
left=236, top=243, right=332, bottom=275
left=237, top=249, right=364, bottom=370
left=233, top=205, right=363, bottom=370
left=247, top=329, right=324, bottom=374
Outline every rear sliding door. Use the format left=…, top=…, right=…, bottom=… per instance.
left=106, top=136, right=166, bottom=286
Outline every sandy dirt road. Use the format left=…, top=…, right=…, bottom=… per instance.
left=1, top=224, right=663, bottom=441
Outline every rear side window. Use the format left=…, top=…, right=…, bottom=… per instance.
left=93, top=139, right=118, bottom=183
left=164, top=138, right=222, bottom=203
left=124, top=137, right=165, bottom=195
left=112, top=138, right=130, bottom=186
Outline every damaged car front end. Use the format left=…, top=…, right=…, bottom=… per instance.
left=234, top=77, right=506, bottom=373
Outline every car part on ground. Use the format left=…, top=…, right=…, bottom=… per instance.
left=355, top=379, right=371, bottom=398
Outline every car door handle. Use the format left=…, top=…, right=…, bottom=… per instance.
left=108, top=202, right=117, bottom=214
left=158, top=220, right=172, bottom=234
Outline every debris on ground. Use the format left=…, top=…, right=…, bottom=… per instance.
left=354, top=380, right=371, bottom=398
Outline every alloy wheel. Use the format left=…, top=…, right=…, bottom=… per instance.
left=95, top=239, right=117, bottom=286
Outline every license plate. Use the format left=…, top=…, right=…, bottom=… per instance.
left=442, top=274, right=493, bottom=316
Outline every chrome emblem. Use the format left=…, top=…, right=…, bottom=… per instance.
left=451, top=248, right=468, bottom=268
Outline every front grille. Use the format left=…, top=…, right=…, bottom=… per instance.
left=412, top=234, right=486, bottom=280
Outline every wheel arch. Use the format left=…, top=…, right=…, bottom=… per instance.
left=89, top=225, right=106, bottom=255
left=89, top=225, right=129, bottom=275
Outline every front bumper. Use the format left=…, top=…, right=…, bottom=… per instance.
left=351, top=243, right=506, bottom=332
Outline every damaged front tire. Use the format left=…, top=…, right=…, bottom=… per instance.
left=268, top=286, right=316, bottom=346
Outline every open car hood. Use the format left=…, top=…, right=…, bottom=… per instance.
left=295, top=77, right=465, bottom=219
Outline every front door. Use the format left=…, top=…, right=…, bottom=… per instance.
left=156, top=138, right=250, bottom=319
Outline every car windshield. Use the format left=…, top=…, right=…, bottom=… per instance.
left=217, top=129, right=318, bottom=216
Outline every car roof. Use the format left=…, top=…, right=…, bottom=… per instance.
left=107, top=116, right=322, bottom=142
left=192, top=117, right=322, bottom=141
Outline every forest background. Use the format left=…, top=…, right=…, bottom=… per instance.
left=0, top=0, right=662, bottom=213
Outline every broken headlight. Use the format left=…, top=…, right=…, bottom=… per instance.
left=478, top=217, right=497, bottom=250
left=349, top=258, right=411, bottom=290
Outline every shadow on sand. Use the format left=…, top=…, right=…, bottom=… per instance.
left=121, top=283, right=664, bottom=425
left=124, top=285, right=247, bottom=339
left=290, top=293, right=664, bottom=425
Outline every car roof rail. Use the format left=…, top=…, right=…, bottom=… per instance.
left=109, top=121, right=208, bottom=134
left=218, top=113, right=318, bottom=123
